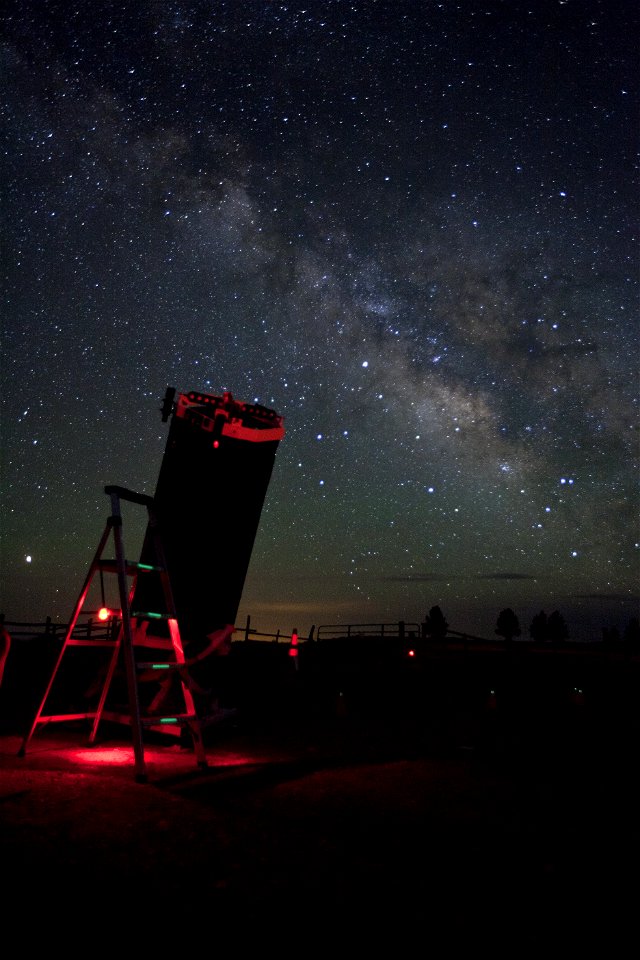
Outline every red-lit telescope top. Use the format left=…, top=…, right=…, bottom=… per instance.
left=176, top=390, right=285, bottom=444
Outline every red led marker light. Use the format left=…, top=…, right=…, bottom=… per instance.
left=97, top=607, right=110, bottom=622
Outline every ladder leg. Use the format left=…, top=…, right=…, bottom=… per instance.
left=166, top=623, right=208, bottom=768
left=185, top=719, right=208, bottom=768
left=88, top=624, right=122, bottom=744
left=166, top=614, right=208, bottom=767
left=89, top=574, right=141, bottom=743
left=109, top=492, right=148, bottom=782
left=150, top=515, right=209, bottom=768
left=18, top=523, right=112, bottom=757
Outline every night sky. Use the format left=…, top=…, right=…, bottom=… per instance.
left=2, top=0, right=638, bottom=642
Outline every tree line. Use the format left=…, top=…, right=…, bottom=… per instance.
left=422, top=605, right=640, bottom=649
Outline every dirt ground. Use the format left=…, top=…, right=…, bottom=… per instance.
left=1, top=639, right=639, bottom=943
left=1, top=704, right=638, bottom=944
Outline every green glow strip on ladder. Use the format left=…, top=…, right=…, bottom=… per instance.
left=151, top=663, right=171, bottom=670
left=137, top=563, right=156, bottom=571
left=159, top=718, right=179, bottom=724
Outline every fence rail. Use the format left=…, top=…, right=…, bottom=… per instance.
left=0, top=616, right=484, bottom=645
left=237, top=616, right=313, bottom=643
left=316, top=621, right=421, bottom=641
left=0, top=615, right=119, bottom=642
left=0, top=614, right=310, bottom=646
left=3, top=616, right=627, bottom=652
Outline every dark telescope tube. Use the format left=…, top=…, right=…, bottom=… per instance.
left=133, top=388, right=284, bottom=653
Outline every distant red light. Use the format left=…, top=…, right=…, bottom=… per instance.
left=408, top=649, right=415, bottom=657
left=97, top=607, right=110, bottom=622
left=213, top=440, right=219, bottom=448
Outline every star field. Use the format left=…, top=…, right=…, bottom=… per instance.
left=1, top=0, right=638, bottom=640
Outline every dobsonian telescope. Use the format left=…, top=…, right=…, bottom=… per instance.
left=132, top=387, right=285, bottom=659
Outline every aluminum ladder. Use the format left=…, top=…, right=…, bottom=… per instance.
left=18, top=485, right=209, bottom=782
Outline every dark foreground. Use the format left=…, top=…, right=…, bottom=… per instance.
left=1, top=638, right=639, bottom=941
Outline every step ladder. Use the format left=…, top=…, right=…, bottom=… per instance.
left=18, top=485, right=209, bottom=782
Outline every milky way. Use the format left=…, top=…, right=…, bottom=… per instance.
left=2, top=0, right=638, bottom=640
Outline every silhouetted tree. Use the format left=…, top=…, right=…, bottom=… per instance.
left=602, top=625, right=621, bottom=646
left=495, top=608, right=521, bottom=643
left=547, top=610, right=569, bottom=644
left=623, top=617, right=640, bottom=654
left=529, top=610, right=548, bottom=643
left=423, top=605, right=449, bottom=640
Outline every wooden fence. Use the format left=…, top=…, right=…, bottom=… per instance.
left=0, top=613, right=310, bottom=646
left=316, top=621, right=421, bottom=641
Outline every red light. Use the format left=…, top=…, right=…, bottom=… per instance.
left=408, top=649, right=415, bottom=657
left=97, top=607, right=110, bottom=622
left=213, top=440, right=219, bottom=448
left=289, top=647, right=298, bottom=657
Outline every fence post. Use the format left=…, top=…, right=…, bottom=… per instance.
left=289, top=628, right=299, bottom=669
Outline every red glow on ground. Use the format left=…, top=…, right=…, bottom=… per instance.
left=71, top=746, right=137, bottom=765
left=67, top=745, right=264, bottom=770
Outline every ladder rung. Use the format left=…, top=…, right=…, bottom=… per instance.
left=130, top=611, right=172, bottom=620
left=141, top=714, right=197, bottom=726
left=97, top=560, right=165, bottom=575
left=68, top=638, right=117, bottom=647
left=137, top=661, right=184, bottom=671
left=36, top=712, right=96, bottom=724
left=100, top=711, right=187, bottom=738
